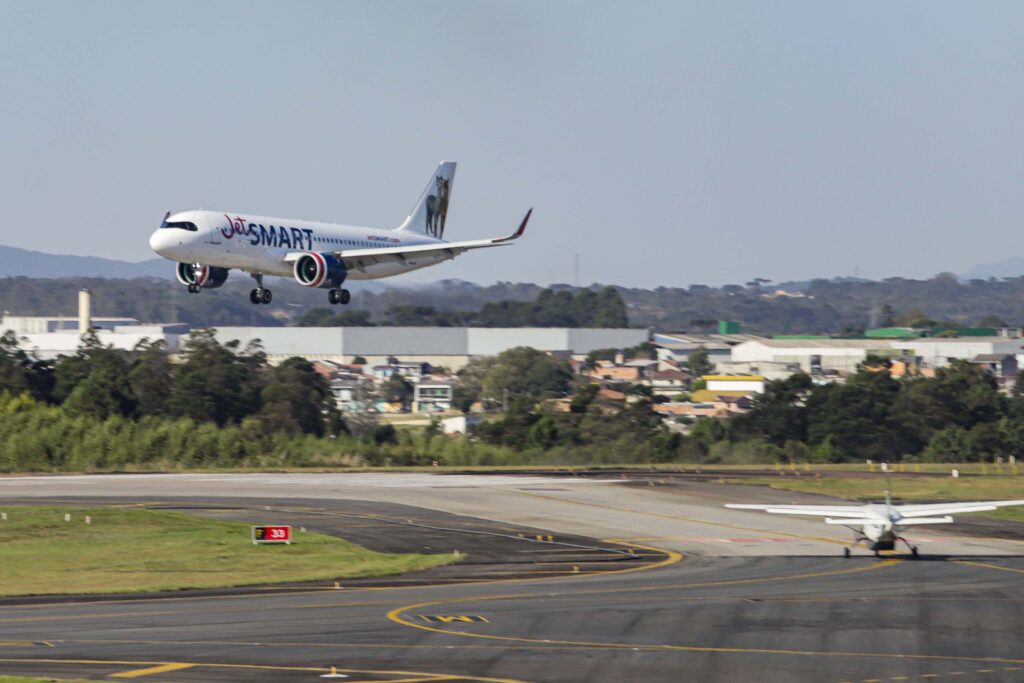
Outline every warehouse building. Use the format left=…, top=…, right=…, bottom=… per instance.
left=211, top=326, right=650, bottom=369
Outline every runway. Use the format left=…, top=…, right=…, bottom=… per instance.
left=0, top=473, right=1022, bottom=682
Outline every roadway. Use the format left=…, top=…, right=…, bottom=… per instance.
left=0, top=472, right=1022, bottom=682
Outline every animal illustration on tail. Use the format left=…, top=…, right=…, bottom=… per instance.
left=424, top=175, right=452, bottom=238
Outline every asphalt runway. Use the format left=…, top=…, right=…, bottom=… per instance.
left=1, top=473, right=1023, bottom=682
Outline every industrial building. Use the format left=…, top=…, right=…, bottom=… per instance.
left=211, top=326, right=650, bottom=369
left=1, top=289, right=188, bottom=359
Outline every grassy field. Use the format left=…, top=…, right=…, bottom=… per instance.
left=0, top=506, right=456, bottom=596
left=729, top=475, right=1024, bottom=523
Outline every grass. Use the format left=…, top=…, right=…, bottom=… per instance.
left=0, top=506, right=456, bottom=596
left=728, top=475, right=1024, bottom=523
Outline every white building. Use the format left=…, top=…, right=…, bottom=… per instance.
left=729, top=339, right=889, bottom=375
left=211, top=327, right=649, bottom=369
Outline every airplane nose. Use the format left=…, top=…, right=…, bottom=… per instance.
left=149, top=229, right=175, bottom=256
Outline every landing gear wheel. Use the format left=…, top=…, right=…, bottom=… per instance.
left=328, top=289, right=339, bottom=305
left=911, top=546, right=918, bottom=559
left=249, top=288, right=261, bottom=304
left=843, top=547, right=851, bottom=559
left=339, top=288, right=351, bottom=305
left=261, top=288, right=272, bottom=304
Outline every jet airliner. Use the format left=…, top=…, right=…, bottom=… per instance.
left=149, top=162, right=531, bottom=304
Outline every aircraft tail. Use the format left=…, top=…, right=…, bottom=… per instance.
left=396, top=161, right=457, bottom=239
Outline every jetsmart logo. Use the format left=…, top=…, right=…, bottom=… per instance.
left=220, top=214, right=314, bottom=250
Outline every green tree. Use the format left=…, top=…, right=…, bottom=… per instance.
left=686, top=348, right=713, bottom=378
left=129, top=340, right=173, bottom=416
left=382, top=374, right=414, bottom=409
left=258, top=357, right=335, bottom=436
left=0, top=331, right=52, bottom=400
left=166, top=329, right=265, bottom=426
left=63, top=363, right=138, bottom=420
left=480, top=347, right=572, bottom=404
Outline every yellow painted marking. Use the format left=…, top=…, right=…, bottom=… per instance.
left=419, top=615, right=489, bottom=623
left=514, top=490, right=852, bottom=547
left=112, top=662, right=195, bottom=678
left=0, top=658, right=525, bottom=683
left=1004, top=667, right=1022, bottom=671
left=955, top=560, right=1024, bottom=575
left=864, top=679, right=883, bottom=682
left=890, top=676, right=908, bottom=680
left=976, top=669, right=994, bottom=673
left=385, top=559, right=1024, bottom=667
left=919, top=675, right=938, bottom=679
left=947, top=672, right=964, bottom=676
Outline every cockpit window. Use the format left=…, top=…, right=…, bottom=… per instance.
left=160, top=219, right=198, bottom=231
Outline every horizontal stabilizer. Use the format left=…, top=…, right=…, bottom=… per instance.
left=823, top=518, right=873, bottom=525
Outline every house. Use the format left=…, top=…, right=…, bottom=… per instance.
left=970, top=354, right=1018, bottom=382
left=329, top=378, right=375, bottom=413
left=414, top=380, right=455, bottom=413
left=704, top=375, right=765, bottom=394
left=372, top=362, right=432, bottom=381
left=441, top=414, right=484, bottom=435
left=653, top=401, right=729, bottom=418
left=645, top=368, right=690, bottom=396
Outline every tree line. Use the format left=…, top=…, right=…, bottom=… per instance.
left=297, top=287, right=629, bottom=328
left=11, top=273, right=1024, bottom=334
left=698, top=360, right=1024, bottom=463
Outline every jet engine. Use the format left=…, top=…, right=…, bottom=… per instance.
left=293, top=253, right=348, bottom=288
left=175, top=262, right=229, bottom=289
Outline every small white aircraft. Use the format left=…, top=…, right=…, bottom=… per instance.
left=149, top=161, right=531, bottom=305
left=726, top=480, right=1024, bottom=557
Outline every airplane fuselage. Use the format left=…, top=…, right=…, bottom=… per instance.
left=150, top=210, right=448, bottom=280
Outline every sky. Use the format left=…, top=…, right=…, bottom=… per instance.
left=1, top=2, right=1022, bottom=288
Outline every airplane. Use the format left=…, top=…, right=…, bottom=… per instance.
left=725, top=477, right=1024, bottom=557
left=149, top=161, right=531, bottom=305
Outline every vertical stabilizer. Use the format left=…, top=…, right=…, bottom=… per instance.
left=396, top=161, right=457, bottom=239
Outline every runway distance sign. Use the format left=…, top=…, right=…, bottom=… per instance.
left=252, top=525, right=292, bottom=544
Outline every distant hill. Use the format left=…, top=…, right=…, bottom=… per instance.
left=0, top=245, right=168, bottom=279
left=961, top=257, right=1024, bottom=281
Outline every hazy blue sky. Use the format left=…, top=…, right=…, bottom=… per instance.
left=2, top=2, right=1022, bottom=287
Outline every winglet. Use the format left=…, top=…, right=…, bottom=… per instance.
left=495, top=208, right=532, bottom=243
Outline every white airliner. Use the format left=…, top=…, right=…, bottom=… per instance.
left=726, top=484, right=1024, bottom=557
left=149, top=161, right=531, bottom=305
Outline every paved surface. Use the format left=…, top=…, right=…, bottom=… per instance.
left=0, top=473, right=1022, bottom=682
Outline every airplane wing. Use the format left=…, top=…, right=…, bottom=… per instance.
left=725, top=504, right=869, bottom=518
left=285, top=209, right=532, bottom=269
left=895, top=500, right=1024, bottom=517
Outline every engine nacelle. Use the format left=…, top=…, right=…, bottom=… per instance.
left=293, top=253, right=348, bottom=288
left=175, top=263, right=229, bottom=289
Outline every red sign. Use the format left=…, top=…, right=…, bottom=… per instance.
left=252, top=525, right=292, bottom=544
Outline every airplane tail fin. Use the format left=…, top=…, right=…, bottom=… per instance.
left=396, top=161, right=457, bottom=239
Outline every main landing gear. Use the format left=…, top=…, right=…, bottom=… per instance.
left=843, top=538, right=918, bottom=559
left=328, top=288, right=351, bottom=305
left=249, top=273, right=272, bottom=305
left=187, top=283, right=200, bottom=294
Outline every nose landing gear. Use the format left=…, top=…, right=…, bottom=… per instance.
left=249, top=273, right=272, bottom=305
left=328, top=288, right=351, bottom=305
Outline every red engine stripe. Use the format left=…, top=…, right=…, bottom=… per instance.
left=310, top=252, right=327, bottom=288
left=196, top=266, right=209, bottom=286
